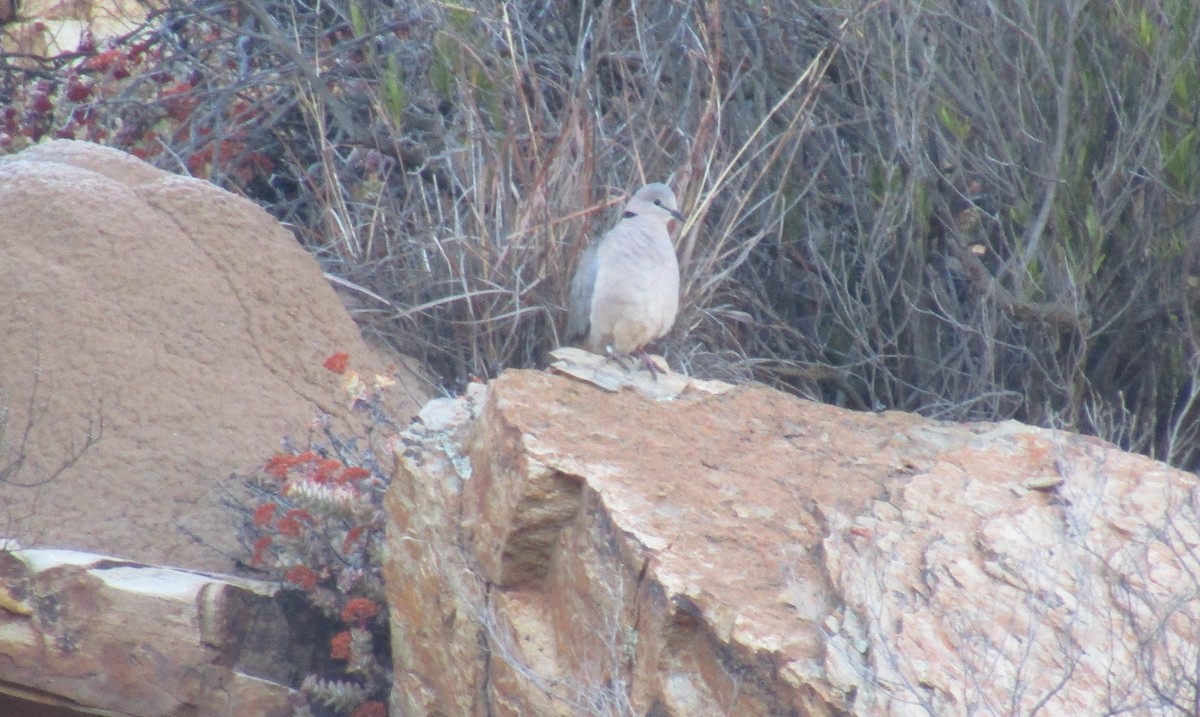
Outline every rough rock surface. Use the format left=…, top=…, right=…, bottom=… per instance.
left=385, top=348, right=1200, bottom=716
left=0, top=0, right=147, bottom=57
left=0, top=547, right=311, bottom=717
left=0, top=140, right=428, bottom=572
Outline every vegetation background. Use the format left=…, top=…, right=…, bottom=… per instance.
left=4, top=0, right=1200, bottom=472
left=5, top=1, right=1200, bottom=713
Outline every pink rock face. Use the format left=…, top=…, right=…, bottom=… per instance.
left=0, top=140, right=426, bottom=572
left=385, top=359, right=1200, bottom=716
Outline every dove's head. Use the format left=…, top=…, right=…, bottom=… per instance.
left=625, top=183, right=685, bottom=224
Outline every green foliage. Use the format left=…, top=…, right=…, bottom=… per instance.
left=349, top=0, right=368, bottom=38
left=1135, top=8, right=1156, bottom=48
left=428, top=31, right=455, bottom=99
left=936, top=104, right=971, bottom=142
left=429, top=20, right=504, bottom=127
left=1164, top=127, right=1199, bottom=194
left=381, top=55, right=407, bottom=126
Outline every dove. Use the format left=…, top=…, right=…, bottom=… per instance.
left=566, top=182, right=684, bottom=375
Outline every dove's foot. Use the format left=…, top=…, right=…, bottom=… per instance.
left=605, top=345, right=666, bottom=381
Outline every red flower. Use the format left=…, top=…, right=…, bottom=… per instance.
left=313, top=458, right=343, bottom=484
left=337, top=466, right=371, bottom=484
left=323, top=352, right=351, bottom=374
left=342, top=525, right=366, bottom=553
left=64, top=77, right=92, bottom=102
left=250, top=536, right=272, bottom=567
left=264, top=453, right=296, bottom=479
left=276, top=516, right=301, bottom=537
left=110, top=57, right=130, bottom=80
left=128, top=39, right=153, bottom=63
left=28, top=91, right=53, bottom=113
left=83, top=48, right=121, bottom=72
left=252, top=503, right=276, bottom=527
left=161, top=82, right=197, bottom=122
left=330, top=630, right=352, bottom=660
left=341, top=597, right=380, bottom=625
left=284, top=565, right=318, bottom=590
left=285, top=508, right=314, bottom=524
left=349, top=702, right=387, bottom=717
left=277, top=509, right=313, bottom=537
left=243, top=150, right=275, bottom=175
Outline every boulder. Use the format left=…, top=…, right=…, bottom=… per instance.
left=384, top=347, right=1200, bottom=716
left=0, top=0, right=148, bottom=56
left=0, top=547, right=310, bottom=716
left=0, top=140, right=428, bottom=572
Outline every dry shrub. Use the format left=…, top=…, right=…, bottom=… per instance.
left=801, top=0, right=1200, bottom=467
left=5, top=0, right=1200, bottom=469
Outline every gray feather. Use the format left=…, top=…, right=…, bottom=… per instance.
left=565, top=242, right=599, bottom=343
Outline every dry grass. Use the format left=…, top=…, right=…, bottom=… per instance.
left=5, top=0, right=1200, bottom=468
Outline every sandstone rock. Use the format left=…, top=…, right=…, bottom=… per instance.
left=0, top=0, right=148, bottom=56
left=0, top=547, right=312, bottom=717
left=384, top=366, right=1200, bottom=716
left=0, top=140, right=428, bottom=572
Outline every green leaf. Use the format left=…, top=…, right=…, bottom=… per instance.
left=383, top=55, right=407, bottom=124
left=937, top=104, right=971, bottom=142
left=1136, top=8, right=1155, bottom=48
left=430, top=31, right=455, bottom=97
left=1084, top=204, right=1102, bottom=245
left=1164, top=127, right=1199, bottom=193
left=349, top=0, right=367, bottom=38
left=441, top=2, right=475, bottom=32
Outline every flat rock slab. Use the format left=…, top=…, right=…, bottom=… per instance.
left=0, top=548, right=303, bottom=717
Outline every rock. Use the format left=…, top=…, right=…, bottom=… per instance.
left=0, top=547, right=309, bottom=716
left=548, top=346, right=733, bottom=399
left=0, top=0, right=147, bottom=56
left=0, top=140, right=428, bottom=572
left=384, top=368, right=1200, bottom=716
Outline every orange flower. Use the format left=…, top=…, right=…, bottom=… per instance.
left=277, top=509, right=313, bottom=537
left=313, top=458, right=343, bottom=484
left=341, top=597, right=379, bottom=624
left=284, top=565, right=318, bottom=590
left=337, top=466, right=372, bottom=484
left=323, top=352, right=351, bottom=374
left=264, top=453, right=298, bottom=479
left=252, top=503, right=276, bottom=527
left=330, top=630, right=352, bottom=660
